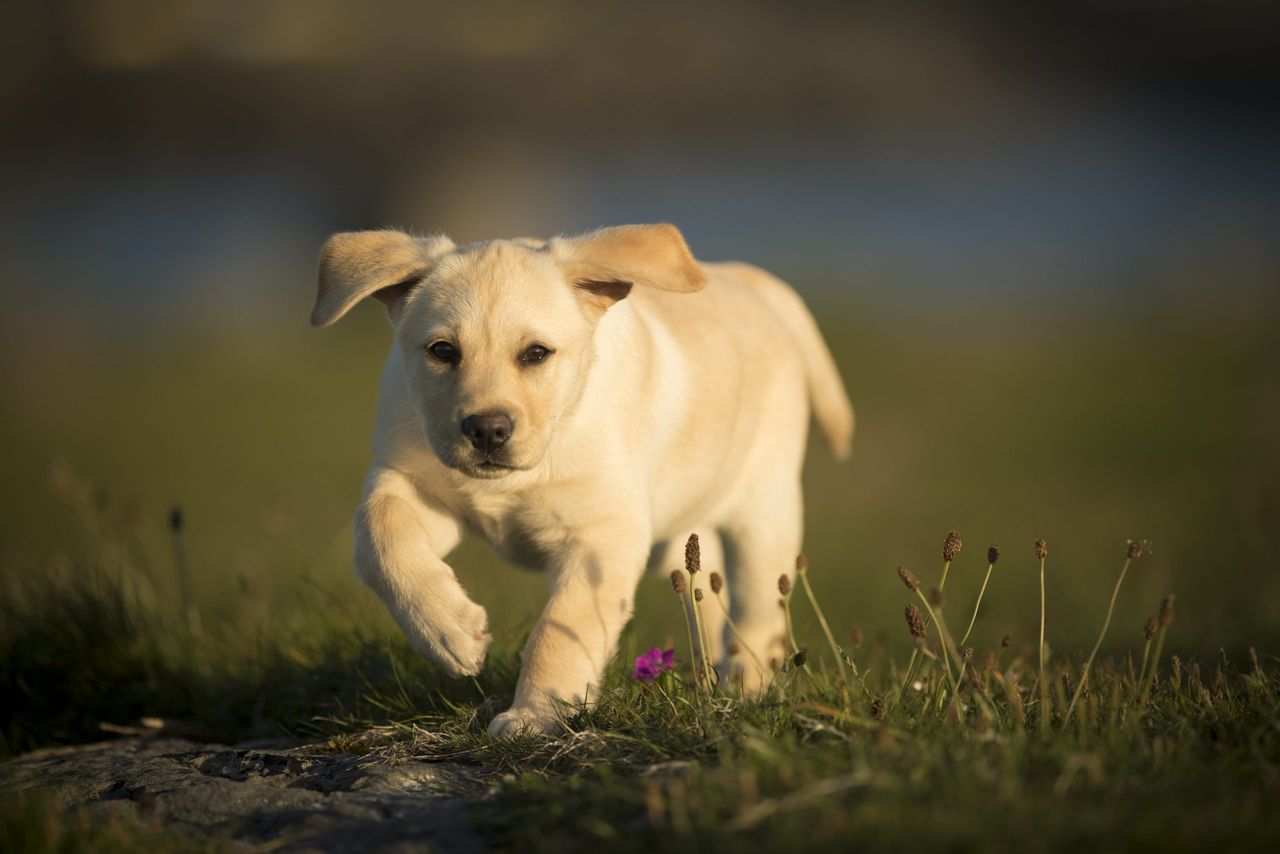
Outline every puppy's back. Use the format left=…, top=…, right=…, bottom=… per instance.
left=694, top=262, right=854, bottom=459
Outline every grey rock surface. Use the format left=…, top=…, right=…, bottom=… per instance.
left=1, top=737, right=492, bottom=852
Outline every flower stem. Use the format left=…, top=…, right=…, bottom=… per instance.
left=714, top=591, right=767, bottom=687
left=959, top=562, right=995, bottom=647
left=688, top=583, right=716, bottom=690
left=797, top=560, right=849, bottom=696
left=1136, top=638, right=1153, bottom=688
left=676, top=589, right=701, bottom=695
left=913, top=589, right=960, bottom=700
left=781, top=586, right=813, bottom=679
left=692, top=592, right=718, bottom=689
left=1064, top=556, right=1132, bottom=725
left=1037, top=555, right=1049, bottom=732
left=889, top=558, right=954, bottom=716
left=1139, top=625, right=1168, bottom=706
left=888, top=649, right=920, bottom=718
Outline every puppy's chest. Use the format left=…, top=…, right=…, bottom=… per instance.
left=457, top=492, right=562, bottom=570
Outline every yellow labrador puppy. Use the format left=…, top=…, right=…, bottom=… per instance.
left=311, top=224, right=852, bottom=735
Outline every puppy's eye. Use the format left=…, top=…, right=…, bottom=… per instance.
left=519, top=344, right=552, bottom=365
left=426, top=341, right=460, bottom=365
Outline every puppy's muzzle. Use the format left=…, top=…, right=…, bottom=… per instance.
left=460, top=411, right=514, bottom=455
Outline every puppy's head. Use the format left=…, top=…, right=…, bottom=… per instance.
left=312, top=224, right=706, bottom=478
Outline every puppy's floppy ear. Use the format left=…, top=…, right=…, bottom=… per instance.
left=312, top=230, right=454, bottom=328
left=555, top=223, right=707, bottom=317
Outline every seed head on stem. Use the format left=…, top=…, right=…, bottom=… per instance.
left=905, top=603, right=927, bottom=639
left=1034, top=539, right=1048, bottom=560
left=685, top=533, right=701, bottom=575
left=1159, top=594, right=1176, bottom=628
left=709, top=572, right=723, bottom=594
left=1001, top=634, right=1012, bottom=648
left=670, top=570, right=687, bottom=594
left=778, top=574, right=792, bottom=596
left=1126, top=540, right=1144, bottom=559
left=1143, top=616, right=1157, bottom=640
left=694, top=588, right=704, bottom=602
left=987, top=545, right=1000, bottom=565
left=943, top=529, right=962, bottom=562
left=897, top=566, right=920, bottom=592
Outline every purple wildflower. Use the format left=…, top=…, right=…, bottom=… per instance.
left=631, top=647, right=679, bottom=681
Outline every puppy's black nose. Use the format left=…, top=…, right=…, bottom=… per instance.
left=460, top=412, right=513, bottom=453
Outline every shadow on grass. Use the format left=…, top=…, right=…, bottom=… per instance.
left=0, top=564, right=521, bottom=756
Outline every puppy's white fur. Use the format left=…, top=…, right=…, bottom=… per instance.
left=312, top=224, right=852, bottom=735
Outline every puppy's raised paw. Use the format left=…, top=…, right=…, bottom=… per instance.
left=405, top=597, right=491, bottom=678
left=487, top=706, right=560, bottom=738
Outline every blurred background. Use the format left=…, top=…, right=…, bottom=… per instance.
left=2, top=0, right=1279, bottom=670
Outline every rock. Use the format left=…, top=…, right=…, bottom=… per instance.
left=1, top=737, right=491, bottom=852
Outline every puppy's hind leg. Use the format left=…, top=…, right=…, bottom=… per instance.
left=719, top=480, right=803, bottom=694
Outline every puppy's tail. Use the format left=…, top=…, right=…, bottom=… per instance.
left=742, top=265, right=855, bottom=459
left=794, top=301, right=855, bottom=460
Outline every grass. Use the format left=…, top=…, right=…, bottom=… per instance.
left=0, top=791, right=223, bottom=854
left=2, top=510, right=1278, bottom=851
left=2, top=303, right=1279, bottom=849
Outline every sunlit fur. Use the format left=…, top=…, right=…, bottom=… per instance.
left=312, top=224, right=853, bottom=735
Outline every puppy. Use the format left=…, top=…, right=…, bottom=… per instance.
left=311, top=224, right=852, bottom=735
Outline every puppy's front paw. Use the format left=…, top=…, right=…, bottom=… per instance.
left=440, top=598, right=492, bottom=676
left=405, top=596, right=491, bottom=677
left=488, top=706, right=560, bottom=738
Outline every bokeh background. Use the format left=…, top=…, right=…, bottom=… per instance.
left=3, top=0, right=1278, bottom=683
